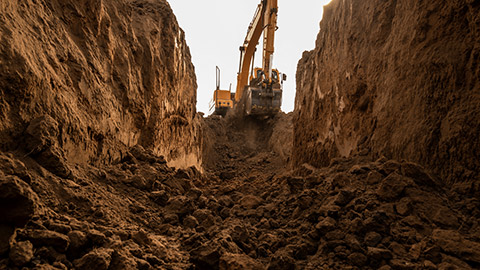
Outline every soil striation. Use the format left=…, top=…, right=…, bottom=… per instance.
left=294, top=0, right=480, bottom=186
left=0, top=0, right=200, bottom=171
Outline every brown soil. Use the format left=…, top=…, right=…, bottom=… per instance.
left=294, top=0, right=480, bottom=186
left=1, top=0, right=480, bottom=269
left=0, top=0, right=200, bottom=170
left=1, top=113, right=479, bottom=269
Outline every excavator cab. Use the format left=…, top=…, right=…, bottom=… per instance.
left=212, top=66, right=233, bottom=116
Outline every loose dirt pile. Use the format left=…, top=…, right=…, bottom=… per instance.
left=1, top=0, right=480, bottom=269
left=3, top=113, right=479, bottom=270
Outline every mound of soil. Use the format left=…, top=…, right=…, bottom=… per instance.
left=1, top=113, right=479, bottom=269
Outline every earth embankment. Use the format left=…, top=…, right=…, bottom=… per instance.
left=294, top=0, right=480, bottom=187
left=0, top=0, right=200, bottom=172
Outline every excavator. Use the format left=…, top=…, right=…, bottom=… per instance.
left=212, top=0, right=286, bottom=117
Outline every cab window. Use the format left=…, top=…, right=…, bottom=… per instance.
left=272, top=70, right=278, bottom=80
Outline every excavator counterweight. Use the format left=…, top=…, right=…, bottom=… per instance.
left=212, top=66, right=233, bottom=116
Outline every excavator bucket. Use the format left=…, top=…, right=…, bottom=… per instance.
left=244, top=86, right=282, bottom=116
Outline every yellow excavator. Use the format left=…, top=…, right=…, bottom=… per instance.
left=213, top=0, right=286, bottom=117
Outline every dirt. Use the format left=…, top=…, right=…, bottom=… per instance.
left=1, top=113, right=480, bottom=269
left=1, top=0, right=480, bottom=269
left=0, top=0, right=200, bottom=171
left=294, top=0, right=480, bottom=186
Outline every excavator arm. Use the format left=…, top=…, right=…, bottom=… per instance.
left=235, top=2, right=266, bottom=102
left=262, top=0, right=278, bottom=84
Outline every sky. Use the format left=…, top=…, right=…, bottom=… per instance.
left=168, top=0, right=333, bottom=114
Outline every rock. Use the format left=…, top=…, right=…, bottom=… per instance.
left=23, top=229, right=70, bottom=252
left=297, top=194, right=313, bottom=209
left=348, top=252, right=367, bottom=267
left=193, top=209, right=216, bottom=228
left=34, top=246, right=67, bottom=267
left=127, top=175, right=149, bottom=190
left=132, top=230, right=151, bottom=246
left=46, top=223, right=72, bottom=235
left=163, top=176, right=191, bottom=193
left=73, top=248, right=113, bottom=270
left=0, top=154, right=31, bottom=183
left=183, top=215, right=199, bottom=228
left=325, top=230, right=345, bottom=241
left=0, top=175, right=40, bottom=226
left=23, top=115, right=59, bottom=155
left=219, top=253, right=264, bottom=270
left=109, top=250, right=137, bottom=270
left=318, top=204, right=341, bottom=218
left=135, top=258, right=152, bottom=270
left=129, top=145, right=160, bottom=165
left=331, top=173, right=351, bottom=188
left=395, top=197, right=412, bottom=216
left=432, top=229, right=480, bottom=263
left=367, top=171, right=384, bottom=185
left=24, top=116, right=73, bottom=178
left=334, top=189, right=355, bottom=206
left=376, top=173, right=409, bottom=201
left=217, top=196, right=234, bottom=208
left=349, top=164, right=369, bottom=175
left=87, top=229, right=107, bottom=246
left=293, top=240, right=317, bottom=260
left=315, top=217, right=337, bottom=233
left=166, top=196, right=194, bottom=217
left=220, top=208, right=231, bottom=219
left=429, top=205, right=459, bottom=228
left=367, top=247, right=393, bottom=261
left=364, top=231, right=382, bottom=247
left=9, top=241, right=34, bottom=266
left=190, top=243, right=221, bottom=269
left=150, top=190, right=169, bottom=206
left=67, top=230, right=87, bottom=253
left=239, top=195, right=263, bottom=209
left=422, top=260, right=437, bottom=270
left=187, top=187, right=203, bottom=200
left=267, top=248, right=295, bottom=270
left=164, top=213, right=179, bottom=225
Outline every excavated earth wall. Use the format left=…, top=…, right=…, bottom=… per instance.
left=294, top=0, right=480, bottom=186
left=0, top=0, right=200, bottom=173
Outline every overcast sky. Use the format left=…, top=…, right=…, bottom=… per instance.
left=168, top=0, right=333, bottom=114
